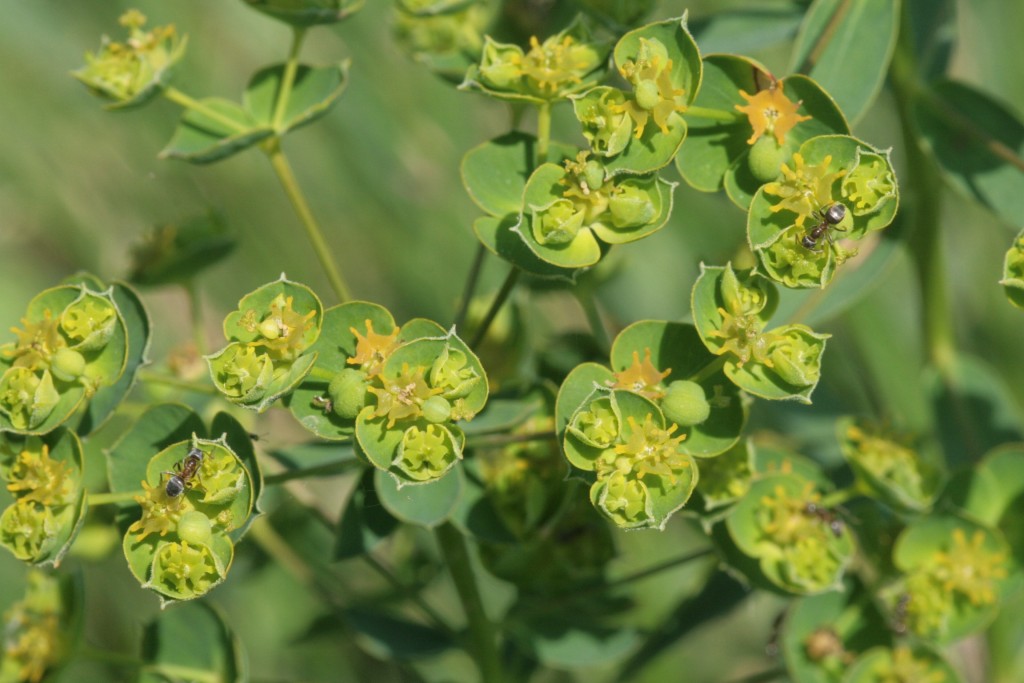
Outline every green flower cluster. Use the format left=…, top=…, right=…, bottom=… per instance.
left=0, top=571, right=65, bottom=683
left=123, top=437, right=253, bottom=602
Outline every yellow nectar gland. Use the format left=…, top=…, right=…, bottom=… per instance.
left=610, top=348, right=670, bottom=399
left=346, top=319, right=400, bottom=377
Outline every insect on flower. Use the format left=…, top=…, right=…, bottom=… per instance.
left=801, top=203, right=847, bottom=252
left=804, top=501, right=845, bottom=537
left=163, top=447, right=204, bottom=498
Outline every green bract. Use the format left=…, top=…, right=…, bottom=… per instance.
left=240, top=0, right=364, bottom=27
left=748, top=135, right=899, bottom=289
left=161, top=61, right=349, bottom=164
left=692, top=263, right=829, bottom=403
left=123, top=436, right=254, bottom=603
left=0, top=571, right=72, bottom=683
left=675, top=54, right=849, bottom=209
left=207, top=276, right=323, bottom=412
left=890, top=516, right=1013, bottom=644
left=837, top=418, right=945, bottom=512
left=843, top=644, right=961, bottom=683
left=1000, top=227, right=1024, bottom=309
left=513, top=155, right=676, bottom=268
left=71, top=10, right=187, bottom=110
left=726, top=473, right=855, bottom=594
left=287, top=301, right=487, bottom=486
left=460, top=17, right=609, bottom=104
left=0, top=430, right=87, bottom=566
left=573, top=15, right=702, bottom=175
left=0, top=284, right=130, bottom=435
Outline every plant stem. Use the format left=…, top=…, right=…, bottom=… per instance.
left=890, top=11, right=954, bottom=377
left=454, top=243, right=487, bottom=330
left=688, top=355, right=728, bottom=384
left=138, top=370, right=218, bottom=395
left=264, top=141, right=352, bottom=303
left=88, top=490, right=144, bottom=506
left=465, top=430, right=557, bottom=449
left=362, top=554, right=455, bottom=637
left=142, top=664, right=221, bottom=683
left=263, top=458, right=361, bottom=485
left=78, top=647, right=142, bottom=667
left=163, top=87, right=247, bottom=133
left=433, top=523, right=504, bottom=683
left=574, top=288, right=611, bottom=354
left=685, top=105, right=742, bottom=123
left=536, top=102, right=551, bottom=165
left=307, top=366, right=336, bottom=382
left=184, top=280, right=206, bottom=355
left=470, top=266, right=520, bottom=349
left=272, top=28, right=307, bottom=130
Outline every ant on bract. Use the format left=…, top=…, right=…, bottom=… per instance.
left=804, top=501, right=845, bottom=538
left=801, top=203, right=847, bottom=253
left=163, top=447, right=204, bottom=498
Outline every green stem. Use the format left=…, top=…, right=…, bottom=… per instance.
left=434, top=523, right=504, bottom=683
left=249, top=516, right=318, bottom=586
left=263, top=458, right=360, bottom=485
left=163, top=87, right=247, bottom=133
left=88, top=490, right=144, bottom=506
left=685, top=105, right=742, bottom=123
left=465, top=430, right=557, bottom=449
left=138, top=370, right=218, bottom=395
left=184, top=280, right=206, bottom=355
left=362, top=554, right=455, bottom=637
left=307, top=366, right=336, bottom=382
left=574, top=288, right=611, bottom=354
left=79, top=647, right=142, bottom=667
left=272, top=28, right=307, bottom=130
left=687, top=355, right=728, bottom=384
left=890, top=11, right=954, bottom=376
left=536, top=101, right=551, bottom=165
left=265, top=142, right=352, bottom=303
left=820, top=486, right=858, bottom=508
left=454, top=243, right=488, bottom=330
left=470, top=266, right=520, bottom=349
left=142, top=664, right=221, bottom=683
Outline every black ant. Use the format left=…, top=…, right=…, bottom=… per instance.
left=801, top=203, right=847, bottom=252
left=804, top=501, right=844, bottom=538
left=163, top=447, right=204, bottom=498
left=891, top=593, right=911, bottom=635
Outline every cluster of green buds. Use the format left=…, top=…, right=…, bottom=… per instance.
left=71, top=10, right=186, bottom=110
left=693, top=263, right=829, bottom=402
left=837, top=418, right=944, bottom=511
left=124, top=437, right=254, bottom=602
left=207, top=277, right=324, bottom=412
left=726, top=473, right=854, bottom=594
left=514, top=151, right=676, bottom=268
left=573, top=17, right=699, bottom=175
left=0, top=285, right=130, bottom=434
left=0, top=571, right=66, bottom=683
left=288, top=301, right=488, bottom=486
left=557, top=320, right=746, bottom=529
left=461, top=18, right=609, bottom=103
left=748, top=136, right=898, bottom=288
left=392, top=0, right=493, bottom=83
left=889, top=517, right=1011, bottom=643
left=0, top=432, right=86, bottom=566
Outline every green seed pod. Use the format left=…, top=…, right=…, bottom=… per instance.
left=421, top=395, right=452, bottom=424
left=50, top=348, right=86, bottom=383
left=327, top=368, right=368, bottom=419
left=747, top=135, right=784, bottom=184
left=176, top=511, right=212, bottom=546
left=634, top=80, right=661, bottom=111
left=661, top=380, right=711, bottom=427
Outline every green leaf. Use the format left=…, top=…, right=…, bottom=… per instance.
left=447, top=459, right=517, bottom=543
left=210, top=412, right=265, bottom=539
left=334, top=467, right=399, bottom=560
left=1002, top=227, right=1024, bottom=309
left=690, top=7, right=804, bottom=55
left=344, top=606, right=454, bottom=660
left=905, top=0, right=957, bottom=81
left=788, top=0, right=900, bottom=124
left=527, top=620, right=639, bottom=669
left=106, top=403, right=206, bottom=494
left=140, top=601, right=246, bottom=683
left=913, top=79, right=1024, bottom=225
left=555, top=362, right=616, bottom=437
left=76, top=281, right=151, bottom=437
left=373, top=466, right=463, bottom=527
left=843, top=645, right=962, bottom=683
left=128, top=213, right=236, bottom=287
left=160, top=98, right=273, bottom=164
left=244, top=61, right=350, bottom=134
left=240, top=0, right=364, bottom=27
left=603, top=114, right=687, bottom=177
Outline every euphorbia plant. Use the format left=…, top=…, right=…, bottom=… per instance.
left=2, top=1, right=1024, bottom=682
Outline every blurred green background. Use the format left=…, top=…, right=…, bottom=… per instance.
left=1, top=0, right=1024, bottom=681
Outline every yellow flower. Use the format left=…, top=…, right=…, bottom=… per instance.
left=736, top=80, right=811, bottom=145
